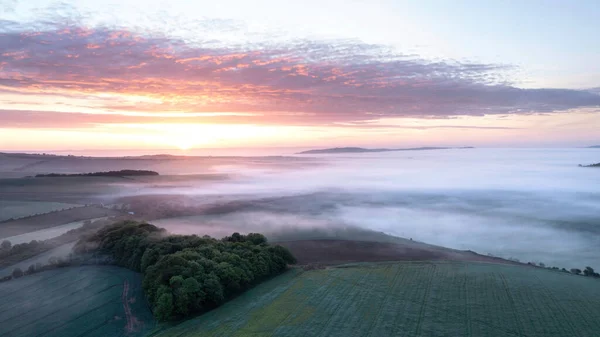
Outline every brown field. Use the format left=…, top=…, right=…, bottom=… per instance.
left=279, top=239, right=525, bottom=266
left=0, top=206, right=123, bottom=238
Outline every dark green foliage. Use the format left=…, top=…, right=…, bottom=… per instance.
left=1, top=240, right=11, bottom=251
left=583, top=266, right=600, bottom=277
left=12, top=267, right=23, bottom=278
left=571, top=268, right=582, bottom=275
left=76, top=221, right=297, bottom=321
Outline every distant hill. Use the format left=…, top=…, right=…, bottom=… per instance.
left=297, top=146, right=474, bottom=154
left=588, top=145, right=600, bottom=148
left=580, top=163, right=600, bottom=168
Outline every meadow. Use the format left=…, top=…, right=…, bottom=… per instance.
left=0, top=200, right=81, bottom=222
left=154, top=262, right=600, bottom=337
left=0, top=266, right=155, bottom=337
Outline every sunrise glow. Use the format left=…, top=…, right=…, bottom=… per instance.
left=0, top=1, right=599, bottom=153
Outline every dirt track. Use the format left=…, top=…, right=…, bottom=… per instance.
left=278, top=239, right=525, bottom=266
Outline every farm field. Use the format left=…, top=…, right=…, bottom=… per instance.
left=154, top=262, right=600, bottom=337
left=0, top=242, right=76, bottom=278
left=0, top=266, right=155, bottom=337
left=1, top=217, right=107, bottom=245
left=0, top=206, right=122, bottom=238
left=0, top=200, right=81, bottom=222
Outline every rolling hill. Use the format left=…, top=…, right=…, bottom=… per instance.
left=151, top=261, right=600, bottom=337
left=0, top=266, right=155, bottom=337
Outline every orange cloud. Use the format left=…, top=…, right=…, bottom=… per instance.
left=0, top=23, right=598, bottom=125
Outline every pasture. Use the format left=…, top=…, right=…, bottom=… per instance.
left=0, top=266, right=155, bottom=337
left=154, top=262, right=600, bottom=337
left=0, top=200, right=81, bottom=222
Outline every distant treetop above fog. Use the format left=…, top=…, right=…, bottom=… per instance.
left=35, top=170, right=159, bottom=178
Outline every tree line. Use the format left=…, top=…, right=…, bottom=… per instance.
left=35, top=170, right=159, bottom=178
left=74, top=221, right=297, bottom=321
left=578, top=162, right=600, bottom=168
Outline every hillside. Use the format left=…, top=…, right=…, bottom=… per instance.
left=297, top=146, right=472, bottom=154
left=0, top=266, right=155, bottom=337
left=152, top=261, right=600, bottom=337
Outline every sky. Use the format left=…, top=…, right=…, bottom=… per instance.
left=1, top=0, right=599, bottom=152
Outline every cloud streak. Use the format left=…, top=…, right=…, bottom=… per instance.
left=1, top=22, right=599, bottom=125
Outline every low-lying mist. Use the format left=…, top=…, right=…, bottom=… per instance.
left=121, top=148, right=600, bottom=269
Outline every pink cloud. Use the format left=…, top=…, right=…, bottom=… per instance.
left=0, top=23, right=599, bottom=125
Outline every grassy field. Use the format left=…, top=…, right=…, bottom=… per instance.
left=0, top=266, right=155, bottom=337
left=0, top=200, right=81, bottom=222
left=154, top=262, right=600, bottom=337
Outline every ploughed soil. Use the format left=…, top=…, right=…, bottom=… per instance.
left=0, top=206, right=123, bottom=238
left=278, top=239, right=524, bottom=267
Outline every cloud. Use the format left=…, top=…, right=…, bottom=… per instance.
left=1, top=22, right=599, bottom=125
left=0, top=109, right=520, bottom=131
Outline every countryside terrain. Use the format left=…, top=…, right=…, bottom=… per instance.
left=0, top=266, right=155, bottom=337
left=0, top=152, right=599, bottom=336
left=152, top=262, right=600, bottom=337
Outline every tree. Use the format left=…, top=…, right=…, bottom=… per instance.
left=583, top=266, right=595, bottom=277
left=571, top=268, right=582, bottom=275
left=1, top=240, right=11, bottom=251
left=246, top=233, right=267, bottom=245
left=27, top=264, right=36, bottom=274
left=12, top=267, right=23, bottom=278
left=154, top=291, right=174, bottom=321
left=76, top=221, right=297, bottom=322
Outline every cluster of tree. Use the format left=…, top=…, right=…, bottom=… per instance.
left=74, top=221, right=297, bottom=321
left=569, top=267, right=600, bottom=277
left=525, top=261, right=600, bottom=278
left=578, top=163, right=600, bottom=167
left=35, top=170, right=159, bottom=178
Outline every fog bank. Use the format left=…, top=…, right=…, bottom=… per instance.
left=143, top=148, right=600, bottom=268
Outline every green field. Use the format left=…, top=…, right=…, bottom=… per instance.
left=0, top=200, right=81, bottom=222
left=154, top=262, right=600, bottom=337
left=0, top=266, right=155, bottom=337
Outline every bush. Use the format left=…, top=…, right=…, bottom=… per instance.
left=12, top=268, right=23, bottom=278
left=1, top=240, right=11, bottom=251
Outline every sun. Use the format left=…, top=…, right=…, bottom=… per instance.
left=174, top=140, right=193, bottom=151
